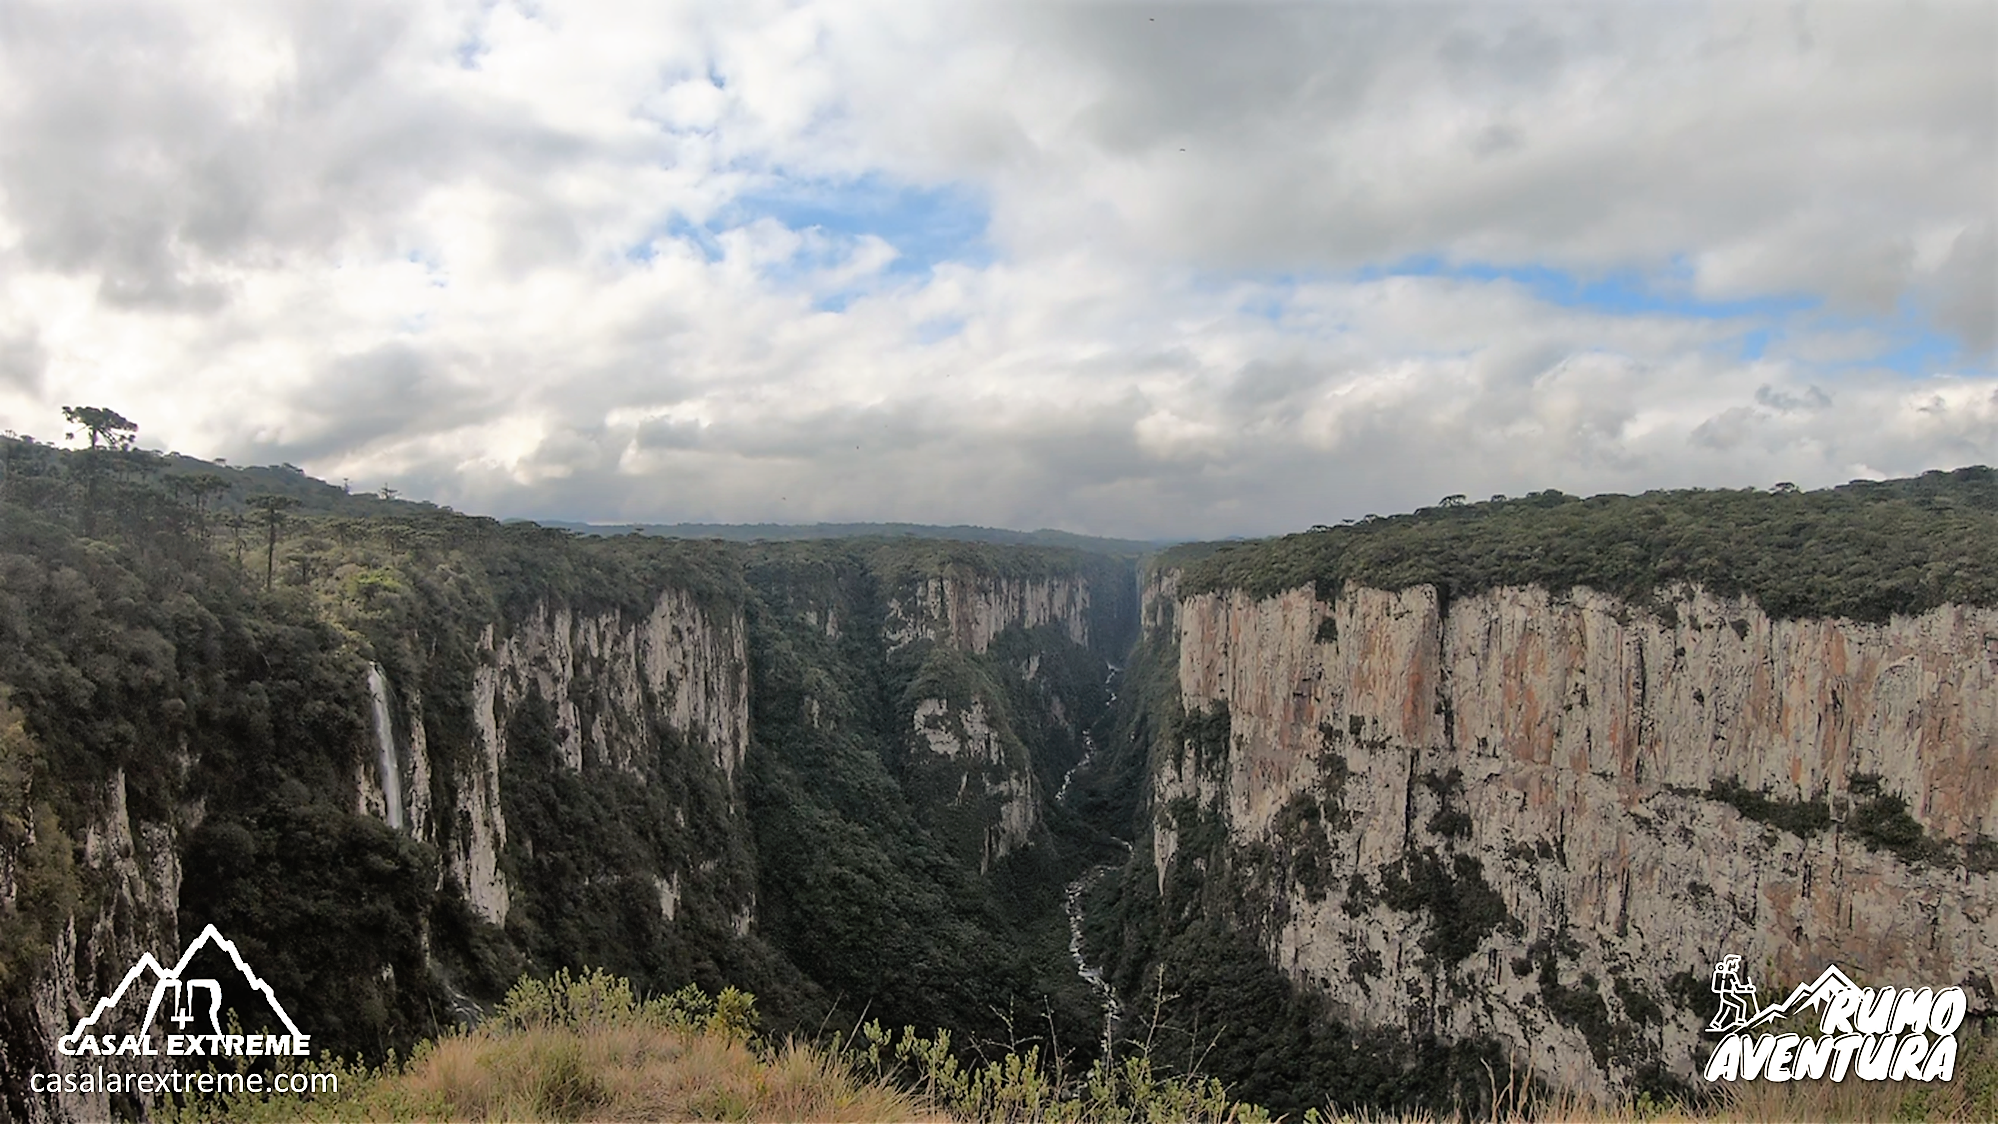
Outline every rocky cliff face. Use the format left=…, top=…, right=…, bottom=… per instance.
left=1151, top=576, right=1998, bottom=1096
left=887, top=574, right=1091, bottom=653
left=911, top=697, right=1039, bottom=873
left=7, top=770, right=185, bottom=1123
left=887, top=568, right=1109, bottom=874
left=371, top=588, right=750, bottom=926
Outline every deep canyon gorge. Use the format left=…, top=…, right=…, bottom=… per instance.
left=2, top=443, right=1993, bottom=1120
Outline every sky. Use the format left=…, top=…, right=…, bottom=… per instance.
left=0, top=1, right=1992, bottom=540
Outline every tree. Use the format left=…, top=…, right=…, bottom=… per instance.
left=247, top=494, right=301, bottom=590
left=60, top=406, right=138, bottom=451
left=167, top=473, right=232, bottom=546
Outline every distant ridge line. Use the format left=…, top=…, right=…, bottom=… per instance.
left=522, top=519, right=1172, bottom=553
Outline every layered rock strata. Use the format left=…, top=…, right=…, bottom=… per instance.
left=887, top=574, right=1091, bottom=653
left=1152, top=577, right=1998, bottom=1096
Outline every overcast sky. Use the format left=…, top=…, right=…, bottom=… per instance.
left=0, top=1, right=1991, bottom=538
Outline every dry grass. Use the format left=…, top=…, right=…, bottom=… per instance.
left=168, top=1023, right=942, bottom=1123
left=163, top=970, right=1995, bottom=1124
left=367, top=1024, right=940, bottom=1122
left=162, top=970, right=943, bottom=1123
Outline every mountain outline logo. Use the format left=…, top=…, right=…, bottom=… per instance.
left=58, top=924, right=311, bottom=1058
left=1700, top=953, right=1967, bottom=1084
left=1708, top=956, right=1862, bottom=1033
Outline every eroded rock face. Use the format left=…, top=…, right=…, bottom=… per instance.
left=887, top=575, right=1091, bottom=653
left=12, top=770, right=183, bottom=1122
left=886, top=570, right=1104, bottom=875
left=1153, top=577, right=1998, bottom=1096
left=912, top=698, right=1037, bottom=872
left=404, top=588, right=751, bottom=926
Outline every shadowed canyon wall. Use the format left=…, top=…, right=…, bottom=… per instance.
left=0, top=515, right=1135, bottom=1122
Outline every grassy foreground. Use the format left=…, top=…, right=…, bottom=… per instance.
left=156, top=970, right=1998, bottom=1123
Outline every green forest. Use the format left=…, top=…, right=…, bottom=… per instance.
left=1166, top=468, right=1998, bottom=622
left=4, top=421, right=1996, bottom=1122
left=0, top=427, right=1137, bottom=1120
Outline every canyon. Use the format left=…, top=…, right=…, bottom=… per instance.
left=3, top=457, right=1993, bottom=1120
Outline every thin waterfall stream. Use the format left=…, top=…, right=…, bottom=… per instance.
left=366, top=663, right=405, bottom=831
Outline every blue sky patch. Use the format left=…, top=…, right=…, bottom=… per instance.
left=1360, top=256, right=1822, bottom=322
left=1215, top=256, right=1979, bottom=378
left=635, top=175, right=992, bottom=310
left=720, top=173, right=992, bottom=279
left=1738, top=327, right=1772, bottom=361
left=1824, top=323, right=1963, bottom=377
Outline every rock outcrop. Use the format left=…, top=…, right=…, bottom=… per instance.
left=911, top=697, right=1038, bottom=872
left=887, top=574, right=1091, bottom=653
left=383, top=588, right=750, bottom=926
left=10, top=770, right=184, bottom=1122
left=885, top=567, right=1120, bottom=876
left=1151, top=576, right=1998, bottom=1096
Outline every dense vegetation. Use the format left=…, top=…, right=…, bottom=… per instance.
left=0, top=430, right=1136, bottom=1114
left=736, top=539, right=1127, bottom=1056
left=0, top=434, right=772, bottom=1083
left=1167, top=468, right=1998, bottom=622
left=10, top=423, right=1998, bottom=1123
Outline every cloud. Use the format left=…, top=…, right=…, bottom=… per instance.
left=0, top=0, right=1990, bottom=538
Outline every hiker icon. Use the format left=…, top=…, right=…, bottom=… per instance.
left=1708, top=955, right=1759, bottom=1032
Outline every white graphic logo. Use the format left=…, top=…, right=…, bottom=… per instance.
left=1702, top=956, right=1964, bottom=1083
left=58, top=925, right=311, bottom=1059
left=1706, top=953, right=1761, bottom=1033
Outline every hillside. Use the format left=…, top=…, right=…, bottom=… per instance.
left=0, top=438, right=1136, bottom=1120
left=3, top=436, right=1995, bottom=1121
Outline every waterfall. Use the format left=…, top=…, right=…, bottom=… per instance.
left=366, top=663, right=405, bottom=831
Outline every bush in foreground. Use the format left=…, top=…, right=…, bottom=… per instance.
left=159, top=969, right=935, bottom=1123
left=158, top=968, right=1997, bottom=1124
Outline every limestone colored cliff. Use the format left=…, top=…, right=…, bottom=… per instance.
left=380, top=587, right=750, bottom=925
left=1152, top=576, right=1998, bottom=1096
left=884, top=570, right=1107, bottom=876
left=15, top=770, right=183, bottom=1122
left=912, top=698, right=1038, bottom=873
left=887, top=574, right=1091, bottom=653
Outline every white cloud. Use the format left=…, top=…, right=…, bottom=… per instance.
left=0, top=0, right=1990, bottom=538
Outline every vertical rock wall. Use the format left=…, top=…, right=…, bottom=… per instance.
left=384, top=588, right=750, bottom=926
left=1154, top=576, right=1998, bottom=1095
left=891, top=568, right=1112, bottom=874
left=886, top=574, right=1092, bottom=653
